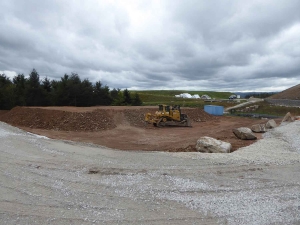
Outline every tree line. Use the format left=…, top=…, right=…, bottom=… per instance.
left=0, top=69, right=142, bottom=110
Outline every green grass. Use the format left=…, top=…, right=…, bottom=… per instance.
left=231, top=101, right=300, bottom=117
left=132, top=90, right=235, bottom=107
left=253, top=102, right=300, bottom=116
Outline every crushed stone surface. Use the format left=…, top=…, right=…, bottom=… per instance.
left=0, top=121, right=300, bottom=224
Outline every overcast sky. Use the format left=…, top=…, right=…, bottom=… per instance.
left=0, top=0, right=299, bottom=92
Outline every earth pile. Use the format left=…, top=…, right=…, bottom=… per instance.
left=0, top=106, right=217, bottom=131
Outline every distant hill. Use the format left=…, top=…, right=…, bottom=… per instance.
left=234, top=92, right=277, bottom=98
left=268, top=84, right=300, bottom=100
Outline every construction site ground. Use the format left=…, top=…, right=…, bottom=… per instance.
left=0, top=106, right=275, bottom=152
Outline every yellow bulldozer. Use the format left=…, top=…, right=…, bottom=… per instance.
left=145, top=104, right=191, bottom=127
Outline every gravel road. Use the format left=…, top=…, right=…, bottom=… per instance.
left=1, top=121, right=300, bottom=224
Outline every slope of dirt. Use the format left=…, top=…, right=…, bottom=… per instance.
left=0, top=110, right=9, bottom=116
left=268, top=83, right=300, bottom=99
left=0, top=106, right=269, bottom=152
left=0, top=106, right=217, bottom=131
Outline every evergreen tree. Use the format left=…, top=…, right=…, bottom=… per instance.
left=25, top=69, right=43, bottom=106
left=123, top=89, right=132, bottom=105
left=111, top=88, right=123, bottom=105
left=68, top=73, right=81, bottom=106
left=132, top=92, right=142, bottom=106
left=41, top=77, right=52, bottom=106
left=0, top=74, right=14, bottom=109
left=93, top=81, right=112, bottom=105
left=53, top=74, right=70, bottom=106
left=0, top=69, right=136, bottom=108
left=80, top=78, right=93, bottom=106
left=13, top=74, right=26, bottom=106
left=42, top=77, right=52, bottom=92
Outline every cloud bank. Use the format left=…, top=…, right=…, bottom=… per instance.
left=0, top=0, right=299, bottom=91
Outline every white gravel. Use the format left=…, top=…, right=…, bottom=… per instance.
left=0, top=121, right=300, bottom=224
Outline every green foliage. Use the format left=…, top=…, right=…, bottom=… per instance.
left=132, top=92, right=142, bottom=106
left=251, top=101, right=300, bottom=116
left=94, top=81, right=112, bottom=106
left=110, top=89, right=142, bottom=106
left=111, top=88, right=123, bottom=105
left=123, top=89, right=132, bottom=105
left=0, top=74, right=12, bottom=109
left=13, top=74, right=26, bottom=106
left=0, top=69, right=117, bottom=109
left=0, top=74, right=14, bottom=109
left=0, top=69, right=262, bottom=110
left=25, top=69, right=45, bottom=106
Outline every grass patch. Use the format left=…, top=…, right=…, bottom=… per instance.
left=254, top=102, right=300, bottom=116
left=132, top=90, right=236, bottom=107
left=231, top=101, right=300, bottom=117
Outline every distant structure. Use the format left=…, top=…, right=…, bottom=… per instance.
left=201, top=94, right=211, bottom=100
left=175, top=93, right=211, bottom=99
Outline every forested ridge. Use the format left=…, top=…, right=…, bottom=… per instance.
left=0, top=69, right=142, bottom=110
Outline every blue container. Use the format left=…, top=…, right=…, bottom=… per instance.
left=204, top=105, right=224, bottom=116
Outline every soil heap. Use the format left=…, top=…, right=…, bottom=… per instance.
left=0, top=106, right=217, bottom=132
left=268, top=83, right=300, bottom=100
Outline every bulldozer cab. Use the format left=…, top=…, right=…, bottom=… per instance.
left=158, top=105, right=170, bottom=112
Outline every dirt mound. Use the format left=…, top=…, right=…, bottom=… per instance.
left=0, top=106, right=216, bottom=131
left=1, top=107, right=115, bottom=131
left=268, top=83, right=300, bottom=100
left=181, top=108, right=217, bottom=122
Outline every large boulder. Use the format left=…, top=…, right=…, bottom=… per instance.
left=232, top=127, right=257, bottom=140
left=196, top=136, right=231, bottom=153
left=265, top=119, right=277, bottom=129
left=281, top=112, right=294, bottom=123
left=251, top=124, right=266, bottom=133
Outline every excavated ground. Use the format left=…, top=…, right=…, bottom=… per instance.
left=0, top=106, right=268, bottom=152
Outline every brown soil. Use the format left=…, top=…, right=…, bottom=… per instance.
left=268, top=83, right=300, bottom=99
left=0, top=106, right=269, bottom=152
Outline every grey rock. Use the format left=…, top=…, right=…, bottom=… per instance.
left=196, top=136, right=231, bottom=153
left=266, top=119, right=277, bottom=129
left=233, top=127, right=257, bottom=140
left=281, top=112, right=294, bottom=123
left=251, top=124, right=266, bottom=133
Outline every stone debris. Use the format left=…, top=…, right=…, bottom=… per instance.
left=232, top=127, right=257, bottom=140
left=196, top=136, right=231, bottom=153
left=265, top=119, right=277, bottom=129
left=281, top=112, right=294, bottom=123
left=251, top=124, right=266, bottom=133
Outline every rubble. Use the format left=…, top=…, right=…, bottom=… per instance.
left=196, top=136, right=231, bottom=153
left=233, top=127, right=257, bottom=140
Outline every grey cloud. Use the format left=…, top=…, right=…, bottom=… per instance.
left=0, top=0, right=299, bottom=91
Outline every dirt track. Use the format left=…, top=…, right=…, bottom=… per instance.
left=0, top=106, right=269, bottom=152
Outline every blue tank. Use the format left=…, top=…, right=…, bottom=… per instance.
left=204, top=105, right=224, bottom=116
